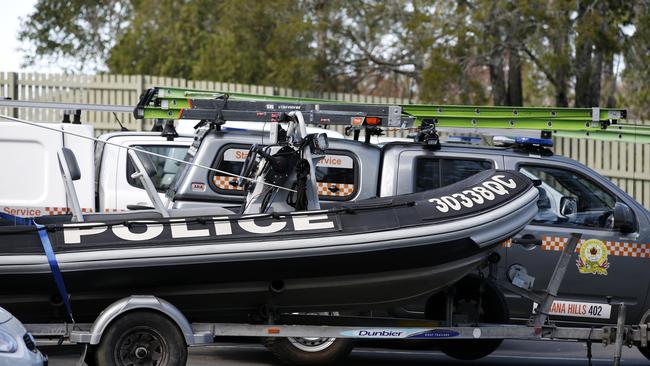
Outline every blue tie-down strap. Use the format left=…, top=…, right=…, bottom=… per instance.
left=0, top=212, right=32, bottom=226
left=0, top=212, right=75, bottom=322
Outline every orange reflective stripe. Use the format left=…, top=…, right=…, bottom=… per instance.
left=212, top=175, right=243, bottom=191
left=539, top=235, right=650, bottom=258
left=317, top=182, right=354, bottom=197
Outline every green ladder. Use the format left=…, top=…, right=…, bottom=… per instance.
left=134, top=86, right=650, bottom=144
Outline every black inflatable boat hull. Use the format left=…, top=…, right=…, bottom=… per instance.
left=0, top=170, right=538, bottom=322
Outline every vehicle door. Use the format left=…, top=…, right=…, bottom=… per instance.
left=389, top=147, right=503, bottom=196
left=390, top=146, right=503, bottom=316
left=503, top=156, right=649, bottom=325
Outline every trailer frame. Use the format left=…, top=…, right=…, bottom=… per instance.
left=18, top=232, right=645, bottom=366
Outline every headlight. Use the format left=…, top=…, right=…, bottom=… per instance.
left=0, top=330, right=17, bottom=353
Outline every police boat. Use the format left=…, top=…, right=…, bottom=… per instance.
left=0, top=106, right=538, bottom=324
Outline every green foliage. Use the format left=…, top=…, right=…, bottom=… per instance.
left=106, top=0, right=324, bottom=90
left=16, top=0, right=650, bottom=116
left=107, top=0, right=212, bottom=78
left=621, top=4, right=650, bottom=121
left=419, top=1, right=483, bottom=104
left=191, top=0, right=318, bottom=90
left=18, top=0, right=131, bottom=72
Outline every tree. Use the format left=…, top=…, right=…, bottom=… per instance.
left=329, top=1, right=434, bottom=98
left=107, top=0, right=218, bottom=79
left=107, top=0, right=333, bottom=91
left=621, top=2, right=650, bottom=120
left=518, top=0, right=573, bottom=107
left=418, top=1, right=489, bottom=104
left=18, top=0, right=131, bottom=72
left=16, top=0, right=649, bottom=115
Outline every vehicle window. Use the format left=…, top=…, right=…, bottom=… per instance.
left=519, top=165, right=617, bottom=229
left=94, top=141, right=106, bottom=187
left=94, top=141, right=106, bottom=200
left=126, top=145, right=189, bottom=192
left=209, top=147, right=248, bottom=194
left=210, top=146, right=357, bottom=200
left=415, top=158, right=493, bottom=192
left=315, top=154, right=356, bottom=200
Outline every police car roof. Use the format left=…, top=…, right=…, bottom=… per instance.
left=377, top=140, right=582, bottom=162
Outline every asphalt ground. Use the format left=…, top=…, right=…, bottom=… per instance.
left=43, top=339, right=649, bottom=365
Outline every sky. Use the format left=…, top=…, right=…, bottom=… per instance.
left=0, top=0, right=38, bottom=72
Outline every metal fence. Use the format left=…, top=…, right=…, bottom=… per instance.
left=1, top=71, right=649, bottom=208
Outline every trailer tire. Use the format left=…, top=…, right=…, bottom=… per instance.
left=266, top=337, right=354, bottom=365
left=94, top=311, right=187, bottom=366
left=425, top=275, right=508, bottom=361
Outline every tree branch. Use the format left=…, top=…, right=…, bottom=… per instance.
left=521, top=44, right=558, bottom=87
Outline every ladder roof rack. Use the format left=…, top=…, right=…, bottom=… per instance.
left=1, top=87, right=648, bottom=143
left=133, top=87, right=412, bottom=128
left=133, top=86, right=650, bottom=143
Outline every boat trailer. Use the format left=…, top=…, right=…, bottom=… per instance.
left=21, top=233, right=647, bottom=366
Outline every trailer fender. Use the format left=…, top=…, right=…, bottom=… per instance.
left=80, top=295, right=204, bottom=346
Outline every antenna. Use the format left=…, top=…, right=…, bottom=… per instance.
left=112, top=112, right=128, bottom=131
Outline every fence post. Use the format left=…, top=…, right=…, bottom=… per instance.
left=138, top=74, right=145, bottom=131
left=7, top=72, right=18, bottom=118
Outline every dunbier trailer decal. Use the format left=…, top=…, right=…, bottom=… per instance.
left=340, top=328, right=460, bottom=339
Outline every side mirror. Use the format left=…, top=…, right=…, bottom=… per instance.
left=559, top=196, right=577, bottom=217
left=613, top=202, right=637, bottom=234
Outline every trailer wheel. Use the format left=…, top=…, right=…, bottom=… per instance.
left=266, top=337, right=353, bottom=365
left=94, top=311, right=187, bottom=366
left=425, top=275, right=508, bottom=361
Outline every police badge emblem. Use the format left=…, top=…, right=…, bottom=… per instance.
left=576, top=239, right=610, bottom=275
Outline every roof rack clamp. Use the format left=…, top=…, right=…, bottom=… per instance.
left=414, top=119, right=441, bottom=150
left=364, top=126, right=383, bottom=143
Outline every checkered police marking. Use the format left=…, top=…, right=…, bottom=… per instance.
left=211, top=176, right=355, bottom=197
left=317, top=182, right=355, bottom=197
left=1, top=206, right=94, bottom=217
left=212, top=175, right=243, bottom=191
left=540, top=235, right=650, bottom=258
